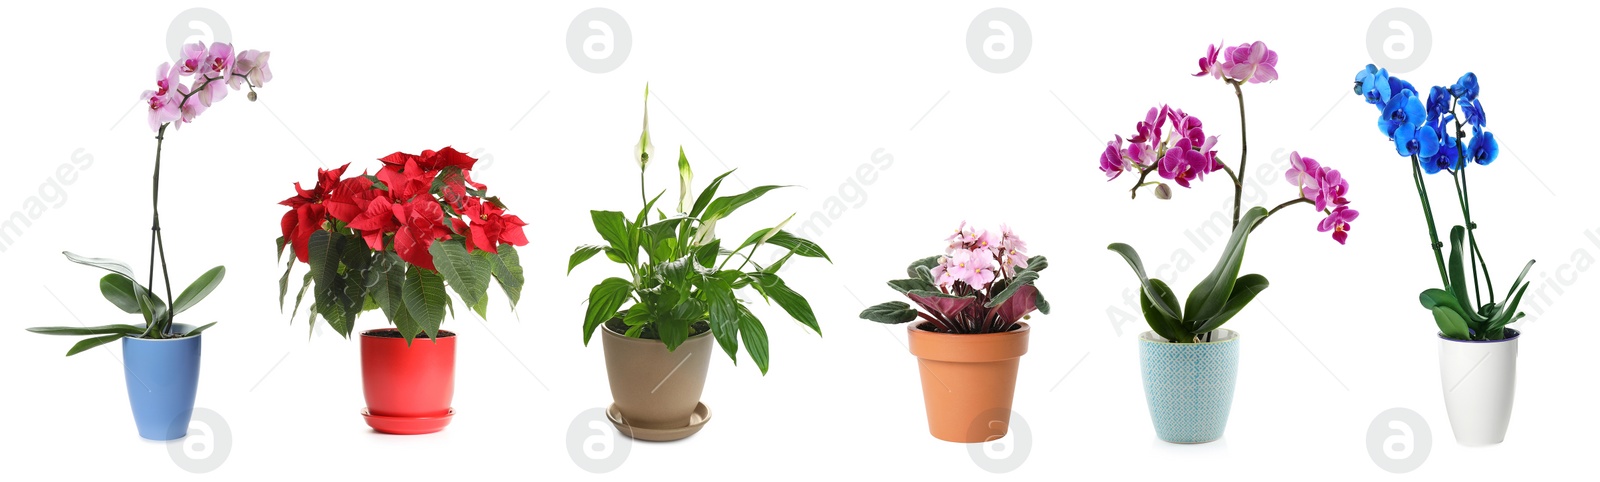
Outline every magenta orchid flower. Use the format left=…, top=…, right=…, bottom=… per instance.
left=1319, top=205, right=1359, bottom=245
left=1311, top=166, right=1349, bottom=211
left=1220, top=41, right=1279, bottom=84
left=1100, top=136, right=1128, bottom=180
left=1285, top=151, right=1322, bottom=199
left=1193, top=42, right=1223, bottom=79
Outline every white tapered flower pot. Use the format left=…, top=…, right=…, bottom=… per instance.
left=1438, top=328, right=1518, bottom=446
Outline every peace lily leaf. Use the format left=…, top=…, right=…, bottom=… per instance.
left=765, top=230, right=830, bottom=262
left=690, top=170, right=736, bottom=219
left=736, top=303, right=770, bottom=375
left=568, top=245, right=605, bottom=274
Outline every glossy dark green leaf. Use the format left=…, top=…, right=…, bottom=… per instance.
left=701, top=185, right=788, bottom=222
left=1446, top=226, right=1487, bottom=323
left=65, top=334, right=124, bottom=356
left=1183, top=206, right=1266, bottom=325
left=1108, top=243, right=1181, bottom=321
left=100, top=274, right=145, bottom=314
left=1139, top=279, right=1186, bottom=342
left=27, top=324, right=145, bottom=336
left=567, top=245, right=604, bottom=274
left=582, top=277, right=635, bottom=346
left=689, top=170, right=736, bottom=219
left=1193, top=274, right=1268, bottom=334
left=736, top=303, right=770, bottom=374
left=1431, top=305, right=1471, bottom=340
left=747, top=273, right=820, bottom=335
left=591, top=210, right=631, bottom=257
left=765, top=231, right=830, bottom=262
left=701, top=278, right=740, bottom=362
left=173, top=266, right=226, bottom=315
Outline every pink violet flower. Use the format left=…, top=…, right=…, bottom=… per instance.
left=1221, top=41, right=1279, bottom=84
left=1319, top=205, right=1359, bottom=244
left=998, top=224, right=1029, bottom=276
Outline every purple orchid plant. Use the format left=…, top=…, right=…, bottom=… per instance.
left=860, top=223, right=1048, bottom=334
left=1099, top=41, right=1355, bottom=343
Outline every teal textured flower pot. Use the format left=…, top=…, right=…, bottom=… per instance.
left=1138, top=329, right=1239, bottom=444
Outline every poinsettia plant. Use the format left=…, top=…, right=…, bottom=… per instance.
left=859, top=223, right=1049, bottom=333
left=568, top=86, right=829, bottom=374
left=1097, top=41, right=1357, bottom=343
left=29, top=41, right=272, bottom=354
left=276, top=147, right=528, bottom=344
left=1350, top=65, right=1531, bottom=341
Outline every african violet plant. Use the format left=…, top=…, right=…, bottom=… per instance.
left=568, top=86, right=829, bottom=374
left=1352, top=65, right=1530, bottom=341
left=859, top=223, right=1048, bottom=333
left=275, top=147, right=528, bottom=344
left=1097, top=41, right=1357, bottom=343
left=29, top=41, right=272, bottom=353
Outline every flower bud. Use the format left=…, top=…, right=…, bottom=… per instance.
left=1154, top=183, right=1173, bottom=200
left=247, top=91, right=257, bottom=102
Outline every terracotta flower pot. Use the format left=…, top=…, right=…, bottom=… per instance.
left=360, top=328, right=456, bottom=434
left=907, top=321, right=1029, bottom=443
left=1440, top=328, right=1518, bottom=445
left=601, top=321, right=713, bottom=441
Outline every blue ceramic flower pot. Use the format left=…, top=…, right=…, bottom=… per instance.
left=1138, top=329, right=1239, bottom=444
left=123, top=324, right=202, bottom=440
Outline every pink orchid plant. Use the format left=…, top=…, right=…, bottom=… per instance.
left=1100, top=41, right=1355, bottom=343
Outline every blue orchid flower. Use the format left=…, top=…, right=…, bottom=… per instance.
left=1450, top=72, right=1480, bottom=101
left=1396, top=123, right=1441, bottom=159
left=1426, top=86, right=1450, bottom=124
left=1468, top=126, right=1498, bottom=165
left=1462, top=99, right=1486, bottom=128
left=1380, top=90, right=1426, bottom=139
left=1355, top=64, right=1391, bottom=107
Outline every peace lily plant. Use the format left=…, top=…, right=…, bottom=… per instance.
left=568, top=86, right=828, bottom=440
left=27, top=40, right=270, bottom=441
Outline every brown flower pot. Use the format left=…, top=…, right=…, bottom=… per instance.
left=908, top=321, right=1029, bottom=443
left=601, top=321, right=713, bottom=441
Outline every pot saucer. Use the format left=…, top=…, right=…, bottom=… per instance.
left=362, top=408, right=453, bottom=435
left=606, top=402, right=711, bottom=442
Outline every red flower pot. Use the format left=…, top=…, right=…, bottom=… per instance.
left=360, top=328, right=456, bottom=434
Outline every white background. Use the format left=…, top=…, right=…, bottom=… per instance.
left=1, top=1, right=1592, bottom=480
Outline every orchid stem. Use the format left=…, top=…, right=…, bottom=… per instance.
left=1230, top=81, right=1248, bottom=229
left=149, top=124, right=175, bottom=337
left=1411, top=155, right=1451, bottom=287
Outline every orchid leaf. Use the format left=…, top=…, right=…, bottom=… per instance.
left=1193, top=274, right=1268, bottom=334
left=1183, top=206, right=1267, bottom=325
left=1107, top=243, right=1181, bottom=321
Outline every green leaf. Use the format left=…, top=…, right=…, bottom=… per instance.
left=276, top=236, right=287, bottom=260
left=371, top=253, right=419, bottom=342
left=99, top=274, right=145, bottom=314
left=65, top=334, right=124, bottom=356
left=291, top=272, right=313, bottom=321
left=701, top=185, right=789, bottom=222
left=887, top=278, right=937, bottom=295
left=1419, top=289, right=1465, bottom=313
left=1431, top=305, right=1471, bottom=340
left=491, top=245, right=524, bottom=310
left=747, top=273, right=820, bottom=335
left=1183, top=206, right=1267, bottom=325
left=278, top=255, right=293, bottom=309
left=689, top=170, right=736, bottom=219
left=1445, top=226, right=1488, bottom=324
left=701, top=278, right=740, bottom=362
left=27, top=324, right=145, bottom=336
left=912, top=266, right=936, bottom=286
left=765, top=230, right=830, bottom=262
left=429, top=241, right=493, bottom=318
left=859, top=301, right=918, bottom=324
left=403, top=265, right=448, bottom=340
left=1486, top=282, right=1531, bottom=332
left=64, top=251, right=158, bottom=325
left=591, top=210, right=631, bottom=259
left=736, top=303, right=770, bottom=374
left=1107, top=243, right=1181, bottom=321
left=1033, top=288, right=1051, bottom=315
left=1139, top=279, right=1186, bottom=343
left=567, top=245, right=604, bottom=274
left=658, top=299, right=703, bottom=351
left=907, top=255, right=941, bottom=280
left=582, top=278, right=635, bottom=346
left=173, top=266, right=226, bottom=315
left=1193, top=274, right=1268, bottom=334
left=985, top=271, right=1040, bottom=308
left=185, top=321, right=219, bottom=336
left=1026, top=255, right=1048, bottom=273
left=694, top=239, right=722, bottom=269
